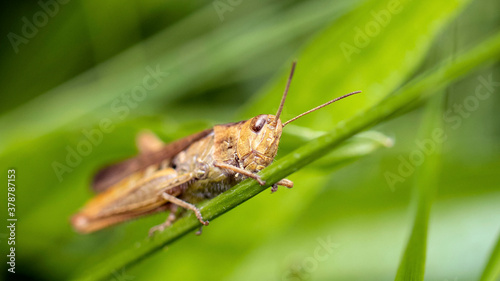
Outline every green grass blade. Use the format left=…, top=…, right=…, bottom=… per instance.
left=394, top=93, right=444, bottom=281
left=479, top=232, right=500, bottom=281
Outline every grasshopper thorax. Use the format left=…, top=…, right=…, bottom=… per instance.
left=237, top=114, right=283, bottom=172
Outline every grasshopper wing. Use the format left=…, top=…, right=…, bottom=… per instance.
left=72, top=168, right=195, bottom=233
left=92, top=129, right=212, bottom=193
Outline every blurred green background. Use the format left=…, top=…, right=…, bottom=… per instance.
left=1, top=0, right=499, bottom=280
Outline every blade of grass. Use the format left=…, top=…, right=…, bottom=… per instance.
left=394, top=93, right=444, bottom=281
left=479, top=232, right=500, bottom=281
left=393, top=17, right=460, bottom=280
left=71, top=31, right=500, bottom=281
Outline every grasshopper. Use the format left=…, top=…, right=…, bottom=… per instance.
left=71, top=62, right=360, bottom=236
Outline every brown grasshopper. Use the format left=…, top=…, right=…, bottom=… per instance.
left=71, top=62, right=360, bottom=236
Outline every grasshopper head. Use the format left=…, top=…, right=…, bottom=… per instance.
left=237, top=114, right=283, bottom=172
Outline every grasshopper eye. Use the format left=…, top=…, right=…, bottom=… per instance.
left=250, top=115, right=267, bottom=133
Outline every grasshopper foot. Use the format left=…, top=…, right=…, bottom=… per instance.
left=255, top=176, right=266, bottom=186
left=197, top=215, right=209, bottom=226
left=186, top=202, right=209, bottom=226
left=270, top=179, right=294, bottom=193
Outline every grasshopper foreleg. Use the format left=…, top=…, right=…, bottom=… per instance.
left=213, top=162, right=294, bottom=191
left=213, top=162, right=266, bottom=185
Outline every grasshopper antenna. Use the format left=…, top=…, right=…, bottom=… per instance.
left=282, top=91, right=362, bottom=127
left=275, top=61, right=297, bottom=121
